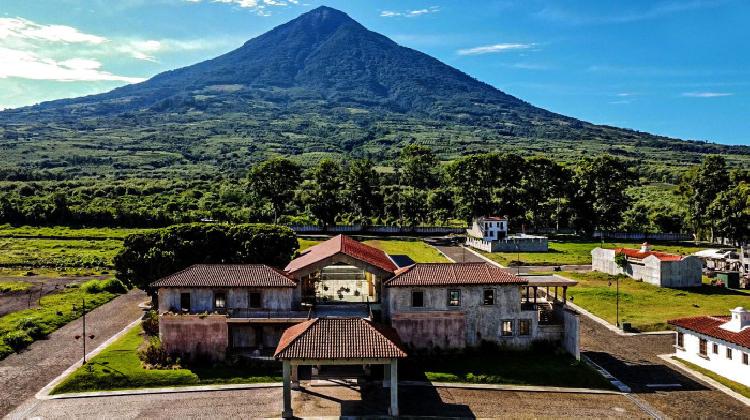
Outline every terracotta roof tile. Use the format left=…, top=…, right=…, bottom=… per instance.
left=385, top=262, right=527, bottom=287
left=615, top=248, right=684, bottom=262
left=285, top=234, right=397, bottom=274
left=274, top=318, right=407, bottom=359
left=669, top=316, right=750, bottom=349
left=150, top=264, right=297, bottom=288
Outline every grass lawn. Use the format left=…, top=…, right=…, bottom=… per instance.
left=403, top=349, right=612, bottom=389
left=0, top=225, right=148, bottom=240
left=0, top=280, right=32, bottom=293
left=479, top=241, right=708, bottom=267
left=672, top=356, right=750, bottom=398
left=297, top=237, right=449, bottom=263
left=559, top=271, right=750, bottom=332
left=0, top=282, right=121, bottom=360
left=0, top=237, right=123, bottom=269
left=364, top=240, right=449, bottom=263
left=52, top=324, right=281, bottom=394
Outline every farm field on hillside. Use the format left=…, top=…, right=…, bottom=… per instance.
left=558, top=271, right=750, bottom=332
left=479, top=241, right=708, bottom=266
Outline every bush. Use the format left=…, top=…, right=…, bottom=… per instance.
left=142, top=310, right=159, bottom=336
left=3, top=330, right=33, bottom=351
left=17, top=317, right=47, bottom=338
left=81, top=278, right=127, bottom=294
left=138, top=336, right=172, bottom=368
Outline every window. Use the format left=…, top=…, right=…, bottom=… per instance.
left=676, top=332, right=684, bottom=348
left=448, top=290, right=460, bottom=306
left=214, top=291, right=226, bottom=310
left=501, top=320, right=513, bottom=336
left=483, top=289, right=494, bottom=305
left=726, top=348, right=732, bottom=360
left=699, top=338, right=707, bottom=356
left=712, top=343, right=718, bottom=354
left=743, top=353, right=748, bottom=365
left=249, top=292, right=262, bottom=308
left=519, top=319, right=531, bottom=336
left=180, top=292, right=191, bottom=311
left=412, top=291, right=424, bottom=307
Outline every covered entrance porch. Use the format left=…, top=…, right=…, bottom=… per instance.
left=274, top=317, right=407, bottom=418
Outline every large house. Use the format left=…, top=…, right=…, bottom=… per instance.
left=465, top=216, right=548, bottom=252
left=150, top=234, right=580, bottom=416
left=669, top=307, right=750, bottom=387
left=591, top=242, right=702, bottom=288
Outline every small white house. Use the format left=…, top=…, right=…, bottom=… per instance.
left=669, top=307, right=750, bottom=387
left=693, top=248, right=741, bottom=272
left=591, top=242, right=702, bottom=288
left=465, top=216, right=548, bottom=253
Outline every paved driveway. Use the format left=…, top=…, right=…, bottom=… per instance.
left=0, top=289, right=147, bottom=417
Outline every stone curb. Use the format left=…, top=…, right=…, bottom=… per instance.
left=657, top=354, right=750, bottom=407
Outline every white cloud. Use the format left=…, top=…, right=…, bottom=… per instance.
left=0, top=47, right=144, bottom=83
left=380, top=6, right=440, bottom=18
left=185, top=0, right=296, bottom=15
left=0, top=17, right=106, bottom=44
left=457, top=43, right=535, bottom=56
left=681, top=92, right=734, bottom=97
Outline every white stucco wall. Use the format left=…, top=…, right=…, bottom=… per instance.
left=591, top=248, right=702, bottom=288
left=674, top=328, right=750, bottom=386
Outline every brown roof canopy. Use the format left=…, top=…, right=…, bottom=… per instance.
left=274, top=318, right=407, bottom=360
left=150, top=264, right=297, bottom=288
left=285, top=234, right=397, bottom=275
left=669, top=316, right=750, bottom=349
left=385, top=262, right=527, bottom=287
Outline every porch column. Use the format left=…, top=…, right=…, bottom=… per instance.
left=562, top=286, right=567, bottom=304
left=554, top=286, right=558, bottom=302
left=533, top=287, right=538, bottom=304
left=383, top=361, right=391, bottom=387
left=291, top=363, right=300, bottom=390
left=282, top=361, right=293, bottom=418
left=389, top=360, right=399, bottom=416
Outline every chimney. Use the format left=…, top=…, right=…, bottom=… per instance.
left=721, top=307, right=750, bottom=333
left=640, top=242, right=652, bottom=252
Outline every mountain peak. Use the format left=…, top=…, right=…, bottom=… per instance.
left=290, top=5, right=356, bottom=29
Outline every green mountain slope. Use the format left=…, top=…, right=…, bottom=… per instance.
left=0, top=6, right=747, bottom=180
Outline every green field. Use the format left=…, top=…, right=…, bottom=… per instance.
left=479, top=241, right=708, bottom=267
left=0, top=280, right=32, bottom=293
left=673, top=357, right=750, bottom=399
left=52, top=323, right=281, bottom=394
left=0, top=225, right=148, bottom=240
left=0, top=237, right=123, bottom=269
left=559, top=271, right=750, bottom=331
left=404, top=348, right=612, bottom=389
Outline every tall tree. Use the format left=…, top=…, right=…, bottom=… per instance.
left=343, top=159, right=382, bottom=224
left=247, top=157, right=301, bottom=222
left=447, top=154, right=500, bottom=220
left=708, top=182, right=750, bottom=245
left=686, top=155, right=730, bottom=240
left=302, top=159, right=343, bottom=227
left=397, top=144, right=440, bottom=190
left=571, top=155, right=633, bottom=233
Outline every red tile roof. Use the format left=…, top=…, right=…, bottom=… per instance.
left=274, top=318, right=407, bottom=360
left=480, top=216, right=507, bottom=221
left=385, top=262, right=527, bottom=287
left=285, top=234, right=397, bottom=274
left=669, top=316, right=750, bottom=349
left=150, top=264, right=297, bottom=288
left=615, top=248, right=684, bottom=262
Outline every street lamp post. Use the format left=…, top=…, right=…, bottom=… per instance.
left=74, top=297, right=95, bottom=365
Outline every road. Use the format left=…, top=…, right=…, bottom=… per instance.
left=0, top=289, right=147, bottom=417
left=580, top=316, right=750, bottom=419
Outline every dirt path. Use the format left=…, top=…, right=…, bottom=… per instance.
left=0, top=289, right=147, bottom=417
left=580, top=316, right=750, bottom=419
left=432, top=245, right=486, bottom=263
left=0, top=275, right=107, bottom=317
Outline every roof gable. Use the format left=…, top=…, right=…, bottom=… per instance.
left=285, top=234, right=397, bottom=274
left=385, top=262, right=527, bottom=287
left=150, top=264, right=297, bottom=288
left=274, top=318, right=407, bottom=359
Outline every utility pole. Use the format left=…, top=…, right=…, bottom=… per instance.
left=616, top=276, right=620, bottom=328
left=82, top=297, right=87, bottom=364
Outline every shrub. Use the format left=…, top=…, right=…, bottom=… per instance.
left=142, top=310, right=159, bottom=336
left=17, top=317, right=46, bottom=338
left=138, top=336, right=172, bottom=368
left=3, top=330, right=33, bottom=351
left=81, top=278, right=127, bottom=294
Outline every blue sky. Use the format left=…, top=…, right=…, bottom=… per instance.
left=1, top=0, right=747, bottom=145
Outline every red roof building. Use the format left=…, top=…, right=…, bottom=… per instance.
left=150, top=264, right=297, bottom=288
left=285, top=234, right=397, bottom=276
left=385, top=262, right=527, bottom=287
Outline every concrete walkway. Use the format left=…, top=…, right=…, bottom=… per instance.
left=0, top=289, right=147, bottom=417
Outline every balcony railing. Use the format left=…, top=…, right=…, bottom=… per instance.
left=227, top=308, right=311, bottom=319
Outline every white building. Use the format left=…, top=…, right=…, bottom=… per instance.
left=669, top=307, right=750, bottom=387
left=465, top=216, right=548, bottom=253
left=591, top=242, right=702, bottom=288
left=693, top=248, right=741, bottom=272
